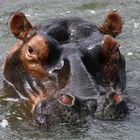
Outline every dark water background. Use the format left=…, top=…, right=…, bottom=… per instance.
left=0, top=0, right=140, bottom=139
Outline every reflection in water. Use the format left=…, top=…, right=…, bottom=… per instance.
left=0, top=0, right=140, bottom=139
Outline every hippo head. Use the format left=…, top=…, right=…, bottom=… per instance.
left=4, top=12, right=128, bottom=127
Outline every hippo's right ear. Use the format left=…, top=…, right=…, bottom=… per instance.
left=8, top=12, right=33, bottom=40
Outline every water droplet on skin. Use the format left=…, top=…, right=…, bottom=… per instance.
left=88, top=45, right=96, bottom=50
left=101, top=40, right=104, bottom=45
left=2, top=98, right=19, bottom=102
left=16, top=117, right=23, bottom=120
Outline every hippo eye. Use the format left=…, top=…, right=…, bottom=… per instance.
left=28, top=46, right=33, bottom=54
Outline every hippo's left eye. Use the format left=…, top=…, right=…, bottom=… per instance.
left=28, top=46, right=34, bottom=54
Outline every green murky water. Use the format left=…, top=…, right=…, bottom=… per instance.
left=0, top=0, right=140, bottom=139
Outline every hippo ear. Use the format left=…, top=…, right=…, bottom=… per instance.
left=8, top=12, right=33, bottom=40
left=99, top=10, right=123, bottom=37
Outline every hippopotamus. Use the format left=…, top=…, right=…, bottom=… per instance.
left=4, top=10, right=128, bottom=127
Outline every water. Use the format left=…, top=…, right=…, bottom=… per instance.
left=0, top=0, right=140, bottom=139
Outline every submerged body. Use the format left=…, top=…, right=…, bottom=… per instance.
left=4, top=10, right=128, bottom=127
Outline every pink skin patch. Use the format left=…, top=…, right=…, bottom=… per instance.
left=58, top=94, right=75, bottom=106
left=112, top=94, right=123, bottom=104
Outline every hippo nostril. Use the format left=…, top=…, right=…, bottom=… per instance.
left=58, top=94, right=75, bottom=106
left=106, top=92, right=123, bottom=104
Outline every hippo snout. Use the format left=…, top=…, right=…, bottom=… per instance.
left=33, top=90, right=128, bottom=127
